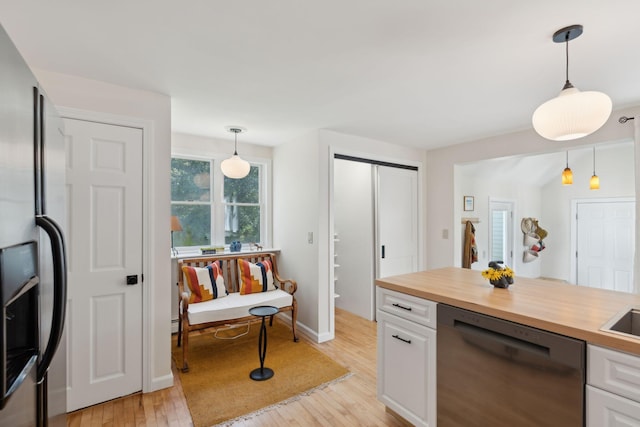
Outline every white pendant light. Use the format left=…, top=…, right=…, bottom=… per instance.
left=221, top=127, right=250, bottom=179
left=532, top=25, right=612, bottom=141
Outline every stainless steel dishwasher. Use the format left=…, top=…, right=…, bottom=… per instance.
left=437, top=304, right=585, bottom=427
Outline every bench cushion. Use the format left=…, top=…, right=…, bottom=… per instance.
left=187, top=289, right=293, bottom=325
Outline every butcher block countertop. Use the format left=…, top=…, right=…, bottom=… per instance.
left=376, top=267, right=640, bottom=355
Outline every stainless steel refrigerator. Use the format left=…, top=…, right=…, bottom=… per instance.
left=0, top=23, right=67, bottom=427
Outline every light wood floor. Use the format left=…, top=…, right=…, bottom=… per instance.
left=67, top=309, right=405, bottom=426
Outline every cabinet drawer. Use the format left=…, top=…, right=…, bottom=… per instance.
left=588, top=345, right=640, bottom=402
left=377, top=287, right=437, bottom=328
left=587, top=385, right=640, bottom=426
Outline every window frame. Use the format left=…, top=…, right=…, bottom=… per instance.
left=171, top=152, right=270, bottom=252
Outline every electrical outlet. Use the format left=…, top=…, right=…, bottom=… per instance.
left=442, top=229, right=449, bottom=239
left=308, top=232, right=313, bottom=244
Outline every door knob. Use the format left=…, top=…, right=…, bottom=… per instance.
left=126, top=275, right=138, bottom=285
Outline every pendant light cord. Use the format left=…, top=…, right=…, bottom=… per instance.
left=563, top=34, right=573, bottom=90
left=593, top=147, right=596, bottom=175
left=565, top=37, right=569, bottom=84
left=233, top=131, right=238, bottom=155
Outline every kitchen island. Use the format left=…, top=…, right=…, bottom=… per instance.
left=375, top=267, right=640, bottom=427
left=376, top=266, right=640, bottom=355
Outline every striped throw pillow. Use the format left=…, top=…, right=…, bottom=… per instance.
left=238, top=259, right=276, bottom=295
left=182, top=262, right=227, bottom=303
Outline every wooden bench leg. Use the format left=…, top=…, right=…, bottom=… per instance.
left=291, top=300, right=299, bottom=342
left=177, top=311, right=182, bottom=347
left=181, top=319, right=190, bottom=372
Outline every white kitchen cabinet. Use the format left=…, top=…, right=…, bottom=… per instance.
left=377, top=287, right=436, bottom=427
left=587, top=385, right=640, bottom=426
left=587, top=345, right=640, bottom=426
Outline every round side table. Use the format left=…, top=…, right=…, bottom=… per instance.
left=249, top=305, right=279, bottom=381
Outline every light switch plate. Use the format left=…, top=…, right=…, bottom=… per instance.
left=308, top=232, right=313, bottom=244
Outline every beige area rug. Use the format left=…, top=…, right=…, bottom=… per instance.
left=172, top=320, right=350, bottom=427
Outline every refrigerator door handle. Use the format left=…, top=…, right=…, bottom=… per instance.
left=35, top=214, right=67, bottom=383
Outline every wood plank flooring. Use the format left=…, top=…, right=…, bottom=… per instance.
left=67, top=309, right=405, bottom=426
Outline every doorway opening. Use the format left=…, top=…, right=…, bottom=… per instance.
left=489, top=199, right=515, bottom=268
left=332, top=154, right=419, bottom=324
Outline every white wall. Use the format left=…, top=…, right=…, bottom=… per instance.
left=272, top=131, right=322, bottom=338
left=274, top=129, right=427, bottom=341
left=33, top=69, right=173, bottom=392
left=427, top=106, right=640, bottom=271
left=540, top=143, right=635, bottom=280
left=172, top=132, right=273, bottom=160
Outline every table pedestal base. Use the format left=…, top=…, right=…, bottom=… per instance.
left=250, top=367, right=274, bottom=381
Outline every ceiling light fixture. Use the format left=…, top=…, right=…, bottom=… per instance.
left=532, top=25, right=612, bottom=141
left=221, top=127, right=250, bottom=179
left=562, top=151, right=573, bottom=185
left=590, top=146, right=600, bottom=190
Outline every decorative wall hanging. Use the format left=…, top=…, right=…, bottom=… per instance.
left=521, top=217, right=548, bottom=263
left=463, top=196, right=474, bottom=211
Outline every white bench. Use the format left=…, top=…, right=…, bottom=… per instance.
left=176, top=252, right=298, bottom=372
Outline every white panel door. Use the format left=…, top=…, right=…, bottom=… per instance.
left=377, top=166, right=418, bottom=279
left=577, top=201, right=635, bottom=292
left=333, top=159, right=375, bottom=320
left=64, top=118, right=143, bottom=411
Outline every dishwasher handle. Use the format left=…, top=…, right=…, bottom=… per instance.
left=454, top=320, right=550, bottom=358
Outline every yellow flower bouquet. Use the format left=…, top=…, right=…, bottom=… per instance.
left=481, top=262, right=514, bottom=288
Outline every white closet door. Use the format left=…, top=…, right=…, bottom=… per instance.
left=576, top=200, right=635, bottom=292
left=377, top=166, right=418, bottom=279
left=65, top=118, right=143, bottom=411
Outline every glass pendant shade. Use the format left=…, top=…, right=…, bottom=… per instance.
left=221, top=154, right=250, bottom=179
left=533, top=24, right=612, bottom=141
left=221, top=127, right=250, bottom=179
left=590, top=146, right=600, bottom=190
left=533, top=87, right=612, bottom=141
left=562, top=167, right=573, bottom=185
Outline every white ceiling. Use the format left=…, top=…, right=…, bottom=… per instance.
left=1, top=1, right=639, bottom=149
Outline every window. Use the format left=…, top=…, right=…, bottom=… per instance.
left=171, top=155, right=266, bottom=250
left=223, top=167, right=261, bottom=244
left=171, top=158, right=211, bottom=247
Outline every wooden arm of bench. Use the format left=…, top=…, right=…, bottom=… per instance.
left=176, top=278, right=188, bottom=311
left=275, top=275, right=297, bottom=295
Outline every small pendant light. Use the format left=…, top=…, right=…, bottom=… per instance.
left=590, top=146, right=600, bottom=190
left=532, top=25, right=612, bottom=141
left=221, top=127, right=251, bottom=179
left=562, top=151, right=573, bottom=185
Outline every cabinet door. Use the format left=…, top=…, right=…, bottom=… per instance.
left=377, top=310, right=436, bottom=427
left=587, top=385, right=640, bottom=426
